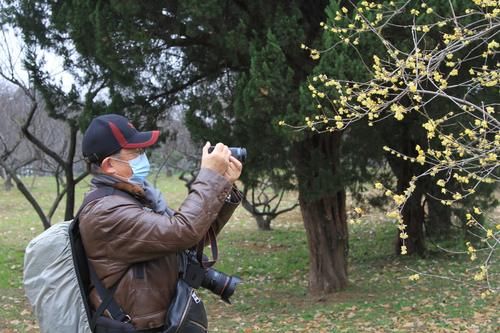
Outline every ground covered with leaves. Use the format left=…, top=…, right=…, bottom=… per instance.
left=0, top=177, right=497, bottom=332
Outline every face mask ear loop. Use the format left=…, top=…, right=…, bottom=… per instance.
left=109, top=156, right=129, bottom=164
left=107, top=157, right=133, bottom=182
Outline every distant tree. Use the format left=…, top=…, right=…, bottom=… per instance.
left=241, top=179, right=299, bottom=231
left=0, top=77, right=90, bottom=228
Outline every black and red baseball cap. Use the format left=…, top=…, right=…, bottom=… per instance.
left=82, top=114, right=159, bottom=163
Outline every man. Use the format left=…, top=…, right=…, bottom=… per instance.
left=79, top=114, right=242, bottom=331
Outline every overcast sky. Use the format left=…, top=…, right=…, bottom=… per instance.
left=0, top=26, right=74, bottom=91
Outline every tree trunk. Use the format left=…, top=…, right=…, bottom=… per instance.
left=241, top=196, right=272, bottom=230
left=1, top=167, right=13, bottom=191
left=64, top=125, right=78, bottom=220
left=299, top=192, right=348, bottom=294
left=65, top=168, right=76, bottom=220
left=255, top=216, right=272, bottom=231
left=425, top=194, right=452, bottom=239
left=293, top=132, right=348, bottom=295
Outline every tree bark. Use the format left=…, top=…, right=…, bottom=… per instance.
left=425, top=195, right=452, bottom=239
left=293, top=132, right=348, bottom=295
left=1, top=167, right=13, bottom=191
left=255, top=216, right=271, bottom=231
left=63, top=124, right=78, bottom=220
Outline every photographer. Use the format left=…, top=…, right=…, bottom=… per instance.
left=79, top=114, right=242, bottom=332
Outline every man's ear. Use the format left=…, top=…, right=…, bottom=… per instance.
left=100, top=157, right=116, bottom=175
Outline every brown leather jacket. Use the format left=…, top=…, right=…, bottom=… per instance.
left=79, top=168, right=241, bottom=330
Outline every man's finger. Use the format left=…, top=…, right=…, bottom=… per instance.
left=213, top=142, right=225, bottom=152
left=202, top=141, right=211, bottom=156
left=229, top=156, right=242, bottom=169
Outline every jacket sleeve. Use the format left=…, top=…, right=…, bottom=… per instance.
left=204, top=185, right=243, bottom=241
left=80, top=168, right=233, bottom=264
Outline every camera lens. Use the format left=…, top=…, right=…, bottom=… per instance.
left=208, top=146, right=247, bottom=163
left=201, top=268, right=241, bottom=304
left=229, top=148, right=246, bottom=163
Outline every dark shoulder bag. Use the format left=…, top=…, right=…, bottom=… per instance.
left=163, top=253, right=208, bottom=333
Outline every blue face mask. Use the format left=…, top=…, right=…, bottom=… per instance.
left=127, top=153, right=150, bottom=183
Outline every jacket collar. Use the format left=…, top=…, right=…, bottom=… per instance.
left=113, top=182, right=146, bottom=199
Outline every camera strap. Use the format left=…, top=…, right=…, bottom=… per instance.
left=196, top=227, right=218, bottom=269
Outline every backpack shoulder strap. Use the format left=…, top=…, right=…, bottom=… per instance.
left=76, top=186, right=116, bottom=218
left=73, top=185, right=133, bottom=329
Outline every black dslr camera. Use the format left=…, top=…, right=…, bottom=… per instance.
left=183, top=251, right=241, bottom=304
left=208, top=146, right=247, bottom=163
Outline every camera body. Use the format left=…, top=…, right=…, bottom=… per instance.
left=208, top=146, right=247, bottom=163
left=183, top=251, right=241, bottom=304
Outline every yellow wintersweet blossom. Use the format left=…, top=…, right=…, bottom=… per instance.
left=473, top=0, right=498, bottom=8
left=310, top=49, right=320, bottom=60
left=453, top=173, right=470, bottom=184
left=466, top=241, right=477, bottom=261
left=386, top=210, right=399, bottom=219
left=401, top=245, right=408, bottom=255
left=422, top=120, right=436, bottom=138
left=390, top=104, right=406, bottom=120
left=415, top=145, right=425, bottom=165
left=466, top=213, right=476, bottom=226
left=409, top=274, right=420, bottom=281
left=481, top=290, right=492, bottom=299
left=486, top=229, right=493, bottom=238
left=473, top=266, right=487, bottom=281
left=393, top=194, right=406, bottom=205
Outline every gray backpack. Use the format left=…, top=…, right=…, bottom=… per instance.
left=23, top=187, right=129, bottom=333
left=24, top=220, right=92, bottom=333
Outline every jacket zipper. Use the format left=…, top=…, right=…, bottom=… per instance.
left=189, top=320, right=207, bottom=331
left=174, top=288, right=193, bottom=333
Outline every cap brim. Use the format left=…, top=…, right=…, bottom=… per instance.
left=122, top=130, right=160, bottom=149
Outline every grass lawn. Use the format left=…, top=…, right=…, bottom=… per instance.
left=0, top=175, right=497, bottom=332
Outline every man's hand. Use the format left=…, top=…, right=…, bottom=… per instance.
left=223, top=156, right=242, bottom=184
left=201, top=142, right=230, bottom=176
